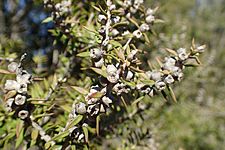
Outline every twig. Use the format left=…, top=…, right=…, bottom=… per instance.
left=30, top=116, right=55, bottom=145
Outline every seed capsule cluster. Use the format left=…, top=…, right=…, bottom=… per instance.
left=66, top=0, right=205, bottom=143
left=41, top=0, right=206, bottom=145
left=3, top=54, right=32, bottom=120
left=44, top=0, right=72, bottom=34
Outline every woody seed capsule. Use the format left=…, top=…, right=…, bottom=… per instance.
left=177, top=48, right=188, bottom=60
left=90, top=48, right=103, bottom=59
left=94, top=57, right=104, bottom=68
left=140, top=23, right=150, bottom=32
left=164, top=75, right=174, bottom=84
left=18, top=110, right=29, bottom=119
left=8, top=62, right=18, bottom=73
left=5, top=98, right=14, bottom=112
left=4, top=80, right=20, bottom=91
left=133, top=30, right=142, bottom=38
left=15, top=94, right=26, bottom=105
left=75, top=102, right=86, bottom=114
left=155, top=81, right=166, bottom=91
left=146, top=15, right=155, bottom=24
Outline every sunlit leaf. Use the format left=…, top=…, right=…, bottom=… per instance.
left=71, top=86, right=89, bottom=95
left=65, top=115, right=83, bottom=130
left=91, top=67, right=107, bottom=78
left=42, top=17, right=53, bottom=23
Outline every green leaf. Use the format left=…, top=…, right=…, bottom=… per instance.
left=89, top=91, right=104, bottom=98
left=44, top=142, right=52, bottom=149
left=140, top=79, right=155, bottom=86
left=2, top=132, right=15, bottom=146
left=96, top=115, right=100, bottom=136
left=143, top=33, right=151, bottom=44
left=132, top=96, right=145, bottom=106
left=77, top=51, right=90, bottom=57
left=52, top=130, right=70, bottom=141
left=15, top=128, right=24, bottom=148
left=165, top=48, right=178, bottom=56
left=71, top=86, right=89, bottom=95
left=65, top=115, right=83, bottom=130
left=91, top=5, right=101, bottom=12
left=31, top=129, right=39, bottom=141
left=110, top=40, right=122, bottom=48
left=167, top=86, right=177, bottom=103
left=122, top=79, right=136, bottom=88
left=31, top=129, right=38, bottom=146
left=115, top=48, right=125, bottom=62
left=42, top=17, right=53, bottom=23
left=154, top=19, right=165, bottom=23
left=60, top=104, right=72, bottom=112
left=82, top=126, right=89, bottom=143
left=91, top=67, right=107, bottom=78
left=87, top=126, right=96, bottom=134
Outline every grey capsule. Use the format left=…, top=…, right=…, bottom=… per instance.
left=17, top=83, right=28, bottom=94
left=107, top=64, right=117, bottom=76
left=5, top=98, right=14, bottom=112
left=16, top=73, right=32, bottom=85
left=111, top=16, right=120, bottom=24
left=4, top=80, right=20, bottom=91
left=155, top=81, right=166, bottom=91
left=75, top=102, right=86, bottom=114
left=133, top=30, right=142, bottom=38
left=164, top=75, right=174, bottom=84
left=164, top=57, right=176, bottom=66
left=146, top=8, right=154, bottom=16
left=18, top=110, right=29, bottom=119
left=90, top=48, right=103, bottom=59
left=107, top=65, right=120, bottom=83
left=102, top=96, right=112, bottom=107
left=126, top=71, right=134, bottom=81
left=140, top=23, right=150, bottom=32
left=111, top=29, right=120, bottom=37
left=98, top=26, right=106, bottom=34
left=123, top=0, right=132, bottom=8
left=15, top=94, right=26, bottom=105
left=94, top=57, right=104, bottom=68
left=109, top=4, right=116, bottom=10
left=150, top=71, right=162, bottom=81
left=107, top=75, right=119, bottom=83
left=127, top=50, right=138, bottom=61
left=196, top=45, right=206, bottom=53
left=177, top=48, right=188, bottom=60
left=98, top=14, right=107, bottom=24
left=8, top=62, right=18, bottom=73
left=146, top=15, right=155, bottom=24
left=130, top=7, right=137, bottom=14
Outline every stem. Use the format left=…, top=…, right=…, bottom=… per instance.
left=30, top=116, right=55, bottom=145
left=101, top=0, right=112, bottom=48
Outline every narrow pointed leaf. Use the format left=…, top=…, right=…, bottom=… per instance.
left=91, top=67, right=107, bottom=78
left=66, top=115, right=83, bottom=130
left=71, top=86, right=89, bottom=95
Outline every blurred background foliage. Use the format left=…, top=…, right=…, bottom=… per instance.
left=0, top=0, right=224, bottom=149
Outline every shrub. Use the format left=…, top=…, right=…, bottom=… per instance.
left=0, top=0, right=205, bottom=149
